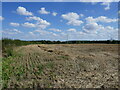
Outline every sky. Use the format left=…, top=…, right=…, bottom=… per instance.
left=1, top=2, right=119, bottom=41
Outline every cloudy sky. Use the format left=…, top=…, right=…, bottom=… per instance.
left=1, top=2, right=119, bottom=41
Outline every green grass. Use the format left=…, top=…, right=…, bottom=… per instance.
left=2, top=48, right=24, bottom=89
left=2, top=56, right=14, bottom=89
left=35, top=62, right=55, bottom=75
left=0, top=58, right=2, bottom=90
left=5, top=48, right=14, bottom=57
left=58, top=55, right=69, bottom=60
left=46, top=62, right=54, bottom=69
left=14, top=66, right=25, bottom=81
left=37, top=64, right=44, bottom=75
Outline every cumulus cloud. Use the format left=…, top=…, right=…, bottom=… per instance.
left=79, top=14, right=84, bottom=17
left=82, top=22, right=104, bottom=34
left=79, top=0, right=119, bottom=2
left=35, top=29, right=51, bottom=35
left=86, top=16, right=117, bottom=23
left=83, top=16, right=118, bottom=35
left=10, top=22, right=20, bottom=27
left=79, top=0, right=119, bottom=10
left=67, top=28, right=77, bottom=32
left=37, top=20, right=50, bottom=29
left=64, top=23, right=118, bottom=40
left=61, top=12, right=83, bottom=26
left=82, top=21, right=118, bottom=40
left=28, top=28, right=59, bottom=39
left=29, top=32, right=35, bottom=36
left=12, top=29, right=22, bottom=33
left=0, top=16, right=4, bottom=21
left=101, top=2, right=110, bottom=10
left=62, top=12, right=79, bottom=20
left=16, top=6, right=33, bottom=16
left=38, top=7, right=50, bottom=14
left=3, top=29, right=22, bottom=35
left=22, top=22, right=36, bottom=28
left=52, top=12, right=57, bottom=16
left=26, top=16, right=41, bottom=21
left=49, top=28, right=61, bottom=32
left=52, top=33, right=58, bottom=36
left=26, top=16, right=51, bottom=29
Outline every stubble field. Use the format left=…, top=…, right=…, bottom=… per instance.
left=2, top=44, right=119, bottom=88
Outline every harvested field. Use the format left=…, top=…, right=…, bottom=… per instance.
left=2, top=44, right=119, bottom=88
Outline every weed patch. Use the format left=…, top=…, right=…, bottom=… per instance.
left=58, top=55, right=69, bottom=60
left=46, top=62, right=54, bottom=69
left=2, top=57, right=14, bottom=89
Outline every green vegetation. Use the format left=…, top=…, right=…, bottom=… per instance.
left=46, top=62, right=54, bottom=69
left=14, top=66, right=25, bottom=81
left=36, top=64, right=44, bottom=75
left=2, top=39, right=25, bottom=89
left=2, top=56, right=14, bottom=88
left=35, top=62, right=54, bottom=75
left=2, top=52, right=25, bottom=89
left=58, top=55, right=69, bottom=60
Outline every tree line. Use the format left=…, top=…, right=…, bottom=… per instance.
left=2, top=38, right=120, bottom=46
left=2, top=38, right=120, bottom=57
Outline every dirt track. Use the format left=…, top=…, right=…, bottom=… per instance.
left=4, top=44, right=119, bottom=88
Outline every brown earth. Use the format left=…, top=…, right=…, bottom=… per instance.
left=4, top=44, right=119, bottom=88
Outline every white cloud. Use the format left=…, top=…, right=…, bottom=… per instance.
left=37, top=20, right=51, bottom=29
left=35, top=29, right=51, bottom=35
left=38, top=7, right=50, bottom=14
left=52, top=33, right=58, bottom=36
left=3, top=29, right=22, bottom=35
left=52, top=12, right=57, bottom=16
left=101, top=2, right=110, bottom=10
left=10, top=22, right=20, bottom=27
left=26, top=16, right=51, bottom=29
left=79, top=0, right=119, bottom=10
left=97, top=16, right=118, bottom=23
left=12, top=29, right=22, bottom=33
left=77, top=15, right=118, bottom=40
left=67, top=20, right=83, bottom=26
left=61, top=12, right=83, bottom=26
left=85, top=17, right=95, bottom=23
left=64, top=22, right=118, bottom=40
left=82, top=21, right=118, bottom=39
left=79, top=0, right=119, bottom=2
left=86, top=16, right=117, bottom=23
left=62, top=12, right=79, bottom=20
left=22, top=22, right=36, bottom=28
left=16, top=6, right=33, bottom=16
left=29, top=32, right=35, bottom=36
left=0, top=16, right=4, bottom=21
left=27, top=29, right=59, bottom=40
left=118, top=11, right=120, bottom=14
left=82, top=22, right=103, bottom=34
left=67, top=28, right=77, bottom=32
left=79, top=14, right=84, bottom=17
left=21, top=22, right=118, bottom=40
left=49, top=28, right=61, bottom=32
left=26, top=16, right=41, bottom=21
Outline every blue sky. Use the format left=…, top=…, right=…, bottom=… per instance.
left=1, top=2, right=119, bottom=41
